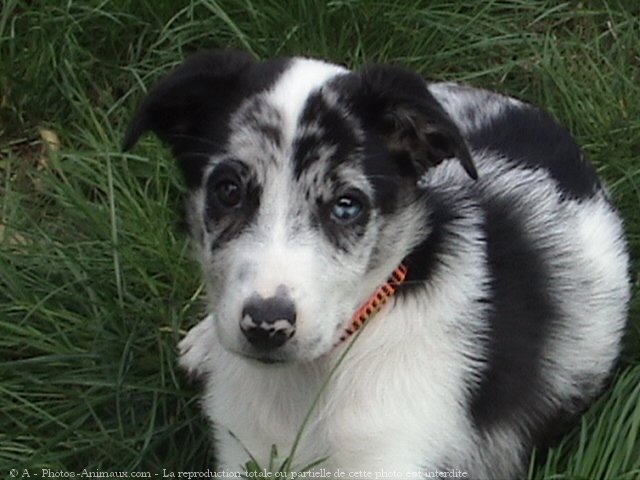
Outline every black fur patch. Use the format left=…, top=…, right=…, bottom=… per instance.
left=292, top=90, right=360, bottom=179
left=469, top=194, right=557, bottom=438
left=466, top=103, right=600, bottom=199
left=354, top=65, right=478, bottom=180
left=205, top=161, right=261, bottom=248
left=359, top=140, right=404, bottom=216
left=398, top=189, right=468, bottom=294
left=400, top=184, right=562, bottom=440
left=235, top=98, right=284, bottom=154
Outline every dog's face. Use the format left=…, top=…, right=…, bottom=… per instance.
left=124, top=51, right=475, bottom=363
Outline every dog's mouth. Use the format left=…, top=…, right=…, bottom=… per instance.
left=232, top=346, right=292, bottom=365
left=250, top=355, right=287, bottom=365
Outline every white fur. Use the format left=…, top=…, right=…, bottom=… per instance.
left=267, top=58, right=348, bottom=146
left=428, top=82, right=523, bottom=135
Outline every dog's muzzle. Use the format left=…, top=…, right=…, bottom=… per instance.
left=240, top=292, right=296, bottom=350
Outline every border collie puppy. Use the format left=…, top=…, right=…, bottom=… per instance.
left=123, top=50, right=629, bottom=478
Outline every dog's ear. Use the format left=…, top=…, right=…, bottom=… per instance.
left=123, top=50, right=254, bottom=151
left=359, top=65, right=477, bottom=180
left=122, top=50, right=255, bottom=185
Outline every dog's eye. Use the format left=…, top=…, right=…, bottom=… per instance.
left=331, top=195, right=364, bottom=224
left=214, top=179, right=244, bottom=208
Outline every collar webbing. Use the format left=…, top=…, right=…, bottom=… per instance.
left=338, top=263, right=408, bottom=344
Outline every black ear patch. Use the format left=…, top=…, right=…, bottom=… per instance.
left=122, top=50, right=257, bottom=187
left=360, top=65, right=477, bottom=180
left=123, top=50, right=255, bottom=151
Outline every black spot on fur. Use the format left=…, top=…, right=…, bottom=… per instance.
left=292, top=91, right=360, bottom=178
left=360, top=143, right=403, bottom=215
left=470, top=194, right=557, bottom=438
left=236, top=98, right=284, bottom=152
left=293, top=132, right=323, bottom=173
left=398, top=190, right=467, bottom=294
left=466, top=103, right=600, bottom=199
left=256, top=122, right=282, bottom=149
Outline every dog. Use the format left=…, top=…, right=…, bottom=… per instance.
left=123, top=50, right=630, bottom=478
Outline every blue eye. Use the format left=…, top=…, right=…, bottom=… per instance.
left=331, top=195, right=364, bottom=223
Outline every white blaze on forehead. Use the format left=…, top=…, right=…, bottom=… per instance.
left=230, top=59, right=350, bottom=299
left=266, top=57, right=349, bottom=146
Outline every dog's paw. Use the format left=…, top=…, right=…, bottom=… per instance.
left=178, top=314, right=216, bottom=382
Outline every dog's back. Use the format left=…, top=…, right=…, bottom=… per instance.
left=424, top=82, right=629, bottom=475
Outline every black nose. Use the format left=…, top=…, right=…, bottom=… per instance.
left=240, top=294, right=296, bottom=350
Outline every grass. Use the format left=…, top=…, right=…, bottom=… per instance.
left=1, top=0, right=639, bottom=477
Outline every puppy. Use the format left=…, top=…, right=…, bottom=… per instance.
left=123, top=51, right=630, bottom=478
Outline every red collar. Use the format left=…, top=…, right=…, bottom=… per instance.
left=339, top=263, right=408, bottom=344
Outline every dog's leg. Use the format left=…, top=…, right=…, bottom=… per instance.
left=177, top=314, right=216, bottom=381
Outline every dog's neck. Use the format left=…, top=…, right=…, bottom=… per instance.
left=338, top=263, right=408, bottom=344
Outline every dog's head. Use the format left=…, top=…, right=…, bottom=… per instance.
left=124, top=50, right=475, bottom=363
